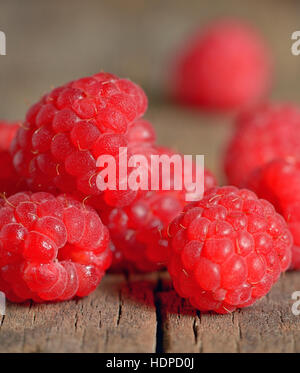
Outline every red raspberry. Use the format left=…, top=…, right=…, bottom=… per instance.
left=102, top=163, right=217, bottom=273
left=167, top=186, right=292, bottom=314
left=0, top=121, right=19, bottom=149
left=246, top=158, right=300, bottom=269
left=11, top=72, right=148, bottom=208
left=170, top=19, right=271, bottom=111
left=103, top=192, right=185, bottom=272
left=0, top=121, right=26, bottom=196
left=224, top=103, right=300, bottom=186
left=0, top=192, right=111, bottom=302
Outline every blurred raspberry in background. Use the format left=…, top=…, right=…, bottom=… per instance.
left=168, top=19, right=272, bottom=112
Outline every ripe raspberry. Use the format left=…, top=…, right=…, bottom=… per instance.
left=167, top=186, right=292, bottom=314
left=224, top=103, right=300, bottom=186
left=170, top=19, right=271, bottom=111
left=0, top=192, right=111, bottom=302
left=0, top=121, right=19, bottom=149
left=102, top=162, right=217, bottom=273
left=246, top=158, right=300, bottom=269
left=11, top=72, right=148, bottom=208
left=0, top=121, right=26, bottom=196
left=103, top=192, right=185, bottom=272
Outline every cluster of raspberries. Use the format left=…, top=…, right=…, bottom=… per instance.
left=224, top=103, right=300, bottom=270
left=168, top=18, right=300, bottom=273
left=0, top=72, right=218, bottom=305
left=0, top=17, right=298, bottom=313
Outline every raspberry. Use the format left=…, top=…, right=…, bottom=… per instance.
left=103, top=192, right=185, bottom=272
left=170, top=19, right=271, bottom=111
left=246, top=158, right=300, bottom=269
left=11, top=72, right=148, bottom=208
left=102, top=163, right=217, bottom=273
left=167, top=186, right=292, bottom=314
left=224, top=103, right=300, bottom=186
left=0, top=192, right=111, bottom=302
left=0, top=121, right=19, bottom=149
left=0, top=121, right=26, bottom=196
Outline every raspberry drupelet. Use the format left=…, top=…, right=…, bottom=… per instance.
left=126, top=118, right=156, bottom=146
left=170, top=19, right=271, bottom=111
left=0, top=192, right=111, bottom=303
left=246, top=158, right=300, bottom=269
left=224, top=103, right=300, bottom=186
left=11, top=72, right=148, bottom=208
left=0, top=121, right=26, bottom=196
left=167, top=186, right=292, bottom=314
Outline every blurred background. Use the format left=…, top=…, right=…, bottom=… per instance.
left=1, top=0, right=300, bottom=181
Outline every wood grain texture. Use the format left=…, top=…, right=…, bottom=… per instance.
left=160, top=272, right=300, bottom=353
left=0, top=274, right=157, bottom=353
left=0, top=271, right=299, bottom=353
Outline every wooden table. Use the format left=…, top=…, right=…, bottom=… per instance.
left=0, top=105, right=299, bottom=353
left=0, top=271, right=299, bottom=353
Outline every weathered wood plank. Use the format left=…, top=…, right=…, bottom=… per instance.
left=157, top=291, right=200, bottom=353
left=0, top=271, right=299, bottom=352
left=102, top=273, right=157, bottom=353
left=0, top=274, right=157, bottom=353
left=236, top=272, right=300, bottom=353
left=158, top=271, right=300, bottom=353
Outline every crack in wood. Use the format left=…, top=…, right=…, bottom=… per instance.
left=116, top=291, right=123, bottom=326
left=0, top=315, right=5, bottom=329
left=192, top=317, right=198, bottom=345
left=154, top=278, right=163, bottom=353
left=232, top=311, right=241, bottom=353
